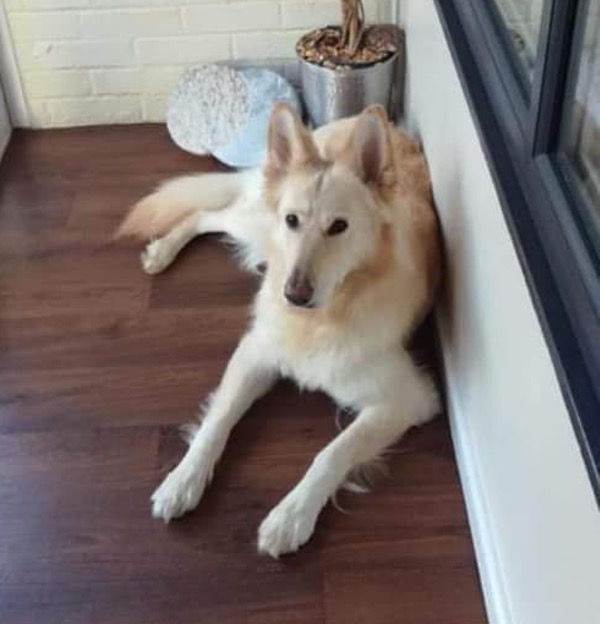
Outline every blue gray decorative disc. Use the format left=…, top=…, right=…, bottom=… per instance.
left=167, top=64, right=301, bottom=168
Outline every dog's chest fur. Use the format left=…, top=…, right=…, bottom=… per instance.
left=252, top=281, right=407, bottom=407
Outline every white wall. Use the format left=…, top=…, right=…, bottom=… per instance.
left=4, top=0, right=391, bottom=128
left=399, top=2, right=600, bottom=624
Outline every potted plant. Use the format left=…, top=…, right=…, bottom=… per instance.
left=296, top=0, right=403, bottom=127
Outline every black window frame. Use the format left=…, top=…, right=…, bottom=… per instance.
left=434, top=0, right=600, bottom=500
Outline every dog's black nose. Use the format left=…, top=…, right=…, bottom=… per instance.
left=284, top=273, right=314, bottom=307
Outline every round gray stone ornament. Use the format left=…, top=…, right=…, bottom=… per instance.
left=167, top=64, right=301, bottom=168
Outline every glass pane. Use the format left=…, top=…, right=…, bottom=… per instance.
left=561, top=0, right=600, bottom=252
left=493, top=0, right=545, bottom=82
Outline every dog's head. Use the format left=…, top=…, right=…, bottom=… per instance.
left=264, top=104, right=395, bottom=309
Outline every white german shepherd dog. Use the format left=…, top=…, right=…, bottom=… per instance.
left=119, top=103, right=442, bottom=558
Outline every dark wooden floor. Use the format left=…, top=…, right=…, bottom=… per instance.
left=0, top=125, right=487, bottom=624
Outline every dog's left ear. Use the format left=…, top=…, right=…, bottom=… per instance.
left=351, top=105, right=394, bottom=187
left=266, top=103, right=320, bottom=176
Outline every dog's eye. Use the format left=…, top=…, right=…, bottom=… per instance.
left=327, top=219, right=348, bottom=236
left=285, top=213, right=300, bottom=230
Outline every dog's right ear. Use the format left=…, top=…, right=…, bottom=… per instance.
left=266, top=103, right=320, bottom=177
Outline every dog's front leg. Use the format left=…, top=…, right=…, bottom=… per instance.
left=152, top=331, right=277, bottom=522
left=258, top=372, right=439, bottom=557
left=257, top=405, right=411, bottom=557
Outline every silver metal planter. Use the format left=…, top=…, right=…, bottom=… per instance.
left=299, top=52, right=399, bottom=127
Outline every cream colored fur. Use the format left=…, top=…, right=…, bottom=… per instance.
left=119, top=104, right=442, bottom=558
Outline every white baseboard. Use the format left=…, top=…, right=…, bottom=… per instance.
left=436, top=314, right=513, bottom=624
left=0, top=126, right=9, bottom=159
left=0, top=88, right=11, bottom=158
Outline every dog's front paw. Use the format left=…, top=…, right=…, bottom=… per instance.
left=151, top=463, right=207, bottom=522
left=258, top=491, right=319, bottom=558
left=141, top=239, right=173, bottom=275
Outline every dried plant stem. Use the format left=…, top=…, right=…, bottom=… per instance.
left=341, top=0, right=365, bottom=56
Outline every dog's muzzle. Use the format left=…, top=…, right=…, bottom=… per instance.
left=284, top=271, right=314, bottom=308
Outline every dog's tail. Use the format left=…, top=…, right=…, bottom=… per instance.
left=116, top=170, right=249, bottom=240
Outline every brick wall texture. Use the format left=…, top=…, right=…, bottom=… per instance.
left=5, top=0, right=392, bottom=127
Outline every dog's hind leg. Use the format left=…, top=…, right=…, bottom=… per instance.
left=140, top=193, right=270, bottom=274
left=151, top=329, right=278, bottom=522
left=141, top=211, right=203, bottom=274
left=257, top=356, right=440, bottom=558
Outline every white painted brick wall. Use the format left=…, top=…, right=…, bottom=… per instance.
left=232, top=30, right=308, bottom=60
left=5, top=0, right=393, bottom=128
left=182, top=3, right=281, bottom=33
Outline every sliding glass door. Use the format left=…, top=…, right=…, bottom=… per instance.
left=560, top=3, right=600, bottom=254
left=493, top=0, right=545, bottom=84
